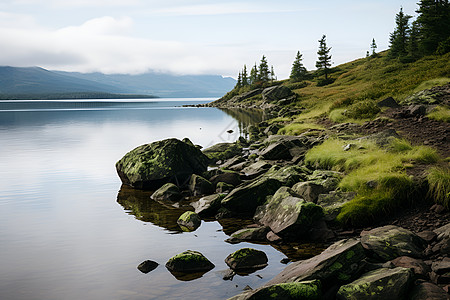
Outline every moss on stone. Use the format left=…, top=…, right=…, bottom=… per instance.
left=250, top=280, right=322, bottom=299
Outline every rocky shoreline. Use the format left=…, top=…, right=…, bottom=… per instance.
left=117, top=84, right=449, bottom=299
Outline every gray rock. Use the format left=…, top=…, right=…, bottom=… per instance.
left=317, top=191, right=356, bottom=222
left=337, top=267, right=414, bottom=300
left=259, top=141, right=294, bottom=160
left=189, top=174, right=214, bottom=196
left=151, top=183, right=182, bottom=202
left=116, top=138, right=210, bottom=190
left=241, top=160, right=272, bottom=179
left=165, top=250, right=214, bottom=273
left=216, top=182, right=235, bottom=193
left=191, top=194, right=224, bottom=217
left=359, top=129, right=401, bottom=147
left=225, top=226, right=270, bottom=244
left=267, top=239, right=366, bottom=287
left=377, top=97, right=400, bottom=108
left=220, top=156, right=245, bottom=170
left=254, top=187, right=324, bottom=239
left=137, top=260, right=159, bottom=274
left=390, top=256, right=431, bottom=278
left=210, top=172, right=241, bottom=187
left=361, top=225, right=427, bottom=262
left=203, top=142, right=242, bottom=163
left=262, top=85, right=294, bottom=102
left=434, top=223, right=450, bottom=241
left=177, top=211, right=201, bottom=231
left=292, top=181, right=325, bottom=203
left=225, top=248, right=268, bottom=271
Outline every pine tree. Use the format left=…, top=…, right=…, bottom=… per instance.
left=270, top=65, right=276, bottom=82
left=371, top=38, right=378, bottom=56
left=258, top=55, right=270, bottom=83
left=236, top=72, right=242, bottom=89
left=316, top=35, right=332, bottom=81
left=408, top=21, right=420, bottom=59
left=416, top=0, right=450, bottom=55
left=242, top=65, right=248, bottom=86
left=249, top=64, right=258, bottom=85
left=389, top=7, right=412, bottom=58
left=366, top=51, right=370, bottom=58
left=290, top=50, right=307, bottom=81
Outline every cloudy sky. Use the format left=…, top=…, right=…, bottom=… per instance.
left=1, top=0, right=418, bottom=79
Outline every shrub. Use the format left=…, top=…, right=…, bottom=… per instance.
left=344, top=100, right=381, bottom=119
left=427, top=166, right=450, bottom=209
left=427, top=105, right=450, bottom=122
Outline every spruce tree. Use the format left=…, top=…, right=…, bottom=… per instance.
left=316, top=35, right=332, bottom=81
left=290, top=50, right=307, bottom=81
left=258, top=55, right=270, bottom=83
left=416, top=0, right=450, bottom=55
left=236, top=72, right=242, bottom=89
left=408, top=21, right=420, bottom=59
left=242, top=65, right=248, bottom=86
left=249, top=64, right=258, bottom=85
left=388, top=7, right=412, bottom=58
left=371, top=38, right=378, bottom=56
left=270, top=65, right=276, bottom=82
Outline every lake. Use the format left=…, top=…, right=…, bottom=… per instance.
left=0, top=99, right=320, bottom=300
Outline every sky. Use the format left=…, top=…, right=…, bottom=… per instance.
left=0, top=0, right=419, bottom=79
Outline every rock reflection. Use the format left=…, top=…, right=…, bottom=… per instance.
left=167, top=270, right=211, bottom=281
left=117, top=185, right=193, bottom=233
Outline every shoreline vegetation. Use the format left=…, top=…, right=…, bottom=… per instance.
left=117, top=3, right=450, bottom=298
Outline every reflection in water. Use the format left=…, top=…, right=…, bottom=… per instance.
left=117, top=185, right=193, bottom=233
left=218, top=108, right=266, bottom=135
left=167, top=270, right=211, bottom=281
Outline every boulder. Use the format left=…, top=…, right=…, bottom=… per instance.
left=210, top=172, right=241, bottom=187
left=292, top=181, right=325, bottom=203
left=188, top=174, right=214, bottom=196
left=202, top=142, right=242, bottom=163
left=336, top=267, right=414, bottom=300
left=220, top=156, right=246, bottom=169
left=361, top=225, right=427, bottom=262
left=116, top=138, right=209, bottom=190
left=241, top=160, right=272, bottom=179
left=267, top=239, right=366, bottom=288
left=263, top=123, right=281, bottom=136
left=317, top=191, right=356, bottom=222
left=262, top=85, right=294, bottom=102
left=225, top=226, right=270, bottom=244
left=259, top=141, right=294, bottom=160
left=216, top=182, right=235, bottom=193
left=222, top=166, right=307, bottom=216
left=359, top=129, right=401, bottom=147
left=410, top=281, right=450, bottom=300
left=307, top=170, right=343, bottom=192
left=225, top=248, right=268, bottom=271
left=177, top=211, right=201, bottom=231
left=254, top=187, right=324, bottom=239
left=165, top=250, right=214, bottom=273
left=377, top=96, right=400, bottom=108
left=151, top=183, right=182, bottom=202
left=247, top=280, right=322, bottom=300
left=191, top=194, right=224, bottom=218
left=137, top=260, right=159, bottom=274
left=390, top=256, right=431, bottom=278
left=431, top=258, right=450, bottom=284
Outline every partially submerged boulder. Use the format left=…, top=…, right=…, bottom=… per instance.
left=177, top=211, right=201, bottom=231
left=191, top=194, right=224, bottom=218
left=361, top=225, right=427, bottom=262
left=254, top=187, right=324, bottom=239
left=225, top=226, right=270, bottom=244
left=151, top=183, right=182, bottom=202
left=336, top=267, right=414, bottom=300
left=116, top=138, right=209, bottom=190
left=225, top=248, right=268, bottom=271
left=165, top=250, right=214, bottom=273
left=137, top=260, right=159, bottom=274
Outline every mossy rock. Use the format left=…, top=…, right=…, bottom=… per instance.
left=191, top=194, right=225, bottom=218
left=189, top=174, right=214, bottom=196
left=116, top=138, right=209, bottom=190
left=225, top=226, right=270, bottom=244
left=165, top=250, right=214, bottom=273
left=249, top=280, right=322, bottom=300
left=203, top=142, right=242, bottom=163
left=177, top=211, right=201, bottom=231
left=361, top=225, right=427, bottom=262
left=151, top=183, right=182, bottom=202
left=337, top=267, right=413, bottom=300
left=225, top=248, right=268, bottom=271
left=216, top=182, right=235, bottom=193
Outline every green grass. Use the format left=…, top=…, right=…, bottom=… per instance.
left=278, top=122, right=324, bottom=135
left=427, top=105, right=450, bottom=122
left=426, top=166, right=450, bottom=209
left=305, top=138, right=439, bottom=225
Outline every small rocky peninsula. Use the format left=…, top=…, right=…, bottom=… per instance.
left=116, top=83, right=450, bottom=299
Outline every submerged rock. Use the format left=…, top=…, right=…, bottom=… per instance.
left=177, top=211, right=201, bottom=231
left=151, top=183, right=182, bottom=202
left=337, top=267, right=413, bottom=300
left=137, top=260, right=159, bottom=274
left=116, top=138, right=209, bottom=190
left=225, top=248, right=268, bottom=271
left=165, top=250, right=214, bottom=273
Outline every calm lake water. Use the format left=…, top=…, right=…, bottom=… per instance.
left=0, top=99, right=320, bottom=300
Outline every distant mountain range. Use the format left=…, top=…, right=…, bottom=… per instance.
left=0, top=66, right=236, bottom=99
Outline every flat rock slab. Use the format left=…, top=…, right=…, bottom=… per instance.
left=267, top=238, right=366, bottom=287
left=337, top=267, right=413, bottom=300
left=361, top=225, right=427, bottom=261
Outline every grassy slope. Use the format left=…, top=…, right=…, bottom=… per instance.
left=283, top=51, right=450, bottom=123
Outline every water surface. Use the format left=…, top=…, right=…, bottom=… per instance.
left=0, top=99, right=317, bottom=300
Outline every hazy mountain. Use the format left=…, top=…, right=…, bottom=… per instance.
left=0, top=66, right=236, bottom=98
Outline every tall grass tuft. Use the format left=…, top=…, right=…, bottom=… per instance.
left=426, top=166, right=450, bottom=209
